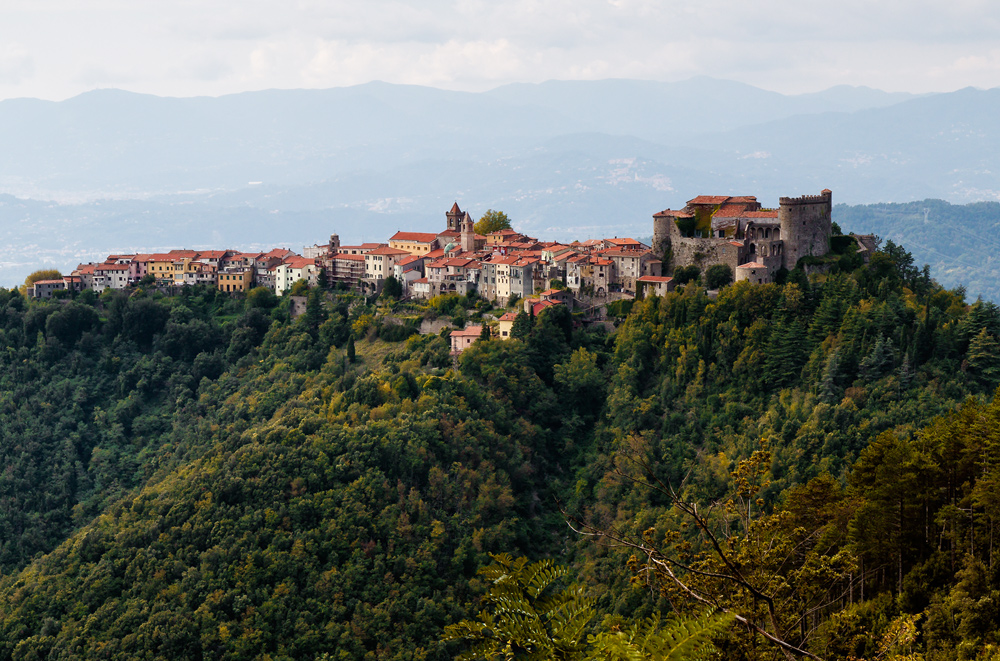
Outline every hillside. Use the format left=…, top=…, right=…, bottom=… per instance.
left=1, top=239, right=1000, bottom=658
left=834, top=199, right=1000, bottom=303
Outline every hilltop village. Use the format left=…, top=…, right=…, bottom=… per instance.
left=30, top=191, right=855, bottom=351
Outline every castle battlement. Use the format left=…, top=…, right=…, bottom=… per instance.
left=778, top=190, right=833, bottom=206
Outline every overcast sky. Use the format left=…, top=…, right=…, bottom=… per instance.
left=2, top=0, right=999, bottom=101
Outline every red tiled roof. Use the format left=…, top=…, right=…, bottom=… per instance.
left=745, top=210, right=779, bottom=218
left=282, top=257, right=315, bottom=269
left=438, top=229, right=460, bottom=237
left=714, top=204, right=750, bottom=218
left=451, top=325, right=483, bottom=338
left=729, top=241, right=745, bottom=247
left=728, top=196, right=759, bottom=203
left=425, top=249, right=445, bottom=259
left=98, top=264, right=130, bottom=271
left=196, top=250, right=229, bottom=259
left=737, top=262, right=767, bottom=269
left=262, top=248, right=296, bottom=259
left=397, top=255, right=423, bottom=266
left=654, top=209, right=694, bottom=218
left=606, top=237, right=642, bottom=245
left=687, top=195, right=731, bottom=206
left=413, top=277, right=429, bottom=284
left=333, top=253, right=365, bottom=262
left=499, top=312, right=518, bottom=321
left=33, top=279, right=65, bottom=285
left=449, top=202, right=462, bottom=214
left=638, top=276, right=673, bottom=283
left=390, top=231, right=439, bottom=243
left=366, top=246, right=410, bottom=256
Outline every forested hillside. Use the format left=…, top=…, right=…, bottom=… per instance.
left=0, top=239, right=999, bottom=659
left=836, top=199, right=1000, bottom=302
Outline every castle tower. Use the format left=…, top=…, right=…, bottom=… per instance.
left=460, top=212, right=475, bottom=253
left=778, top=189, right=832, bottom=269
left=446, top=202, right=463, bottom=232
left=329, top=233, right=341, bottom=253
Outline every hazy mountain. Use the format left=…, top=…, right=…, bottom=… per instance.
left=2, top=77, right=1000, bottom=300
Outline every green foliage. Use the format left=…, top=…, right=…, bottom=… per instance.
left=474, top=209, right=512, bottom=236
left=443, top=554, right=730, bottom=661
left=672, top=265, right=700, bottom=286
left=382, top=275, right=403, bottom=300
left=704, top=263, right=733, bottom=289
left=24, top=269, right=61, bottom=287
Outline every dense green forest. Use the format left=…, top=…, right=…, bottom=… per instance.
left=835, top=199, right=1000, bottom=303
left=0, top=238, right=999, bottom=659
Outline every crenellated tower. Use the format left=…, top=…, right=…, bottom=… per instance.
left=778, top=189, right=832, bottom=268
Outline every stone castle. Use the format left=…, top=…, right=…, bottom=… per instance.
left=653, top=189, right=833, bottom=283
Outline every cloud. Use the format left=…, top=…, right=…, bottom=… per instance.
left=0, top=45, right=34, bottom=85
left=2, top=0, right=1000, bottom=99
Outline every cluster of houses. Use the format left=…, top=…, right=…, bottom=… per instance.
left=30, top=203, right=675, bottom=308
left=312, top=202, right=669, bottom=306
left=30, top=248, right=321, bottom=299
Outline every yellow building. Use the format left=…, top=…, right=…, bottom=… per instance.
left=388, top=231, right=440, bottom=255
left=218, top=269, right=253, bottom=293
left=497, top=311, right=518, bottom=339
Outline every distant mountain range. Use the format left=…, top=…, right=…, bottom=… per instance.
left=1, top=77, right=998, bottom=299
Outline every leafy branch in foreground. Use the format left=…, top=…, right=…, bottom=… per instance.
left=566, top=436, right=858, bottom=661
left=442, top=552, right=731, bottom=660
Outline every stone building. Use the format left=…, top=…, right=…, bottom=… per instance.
left=653, top=189, right=832, bottom=281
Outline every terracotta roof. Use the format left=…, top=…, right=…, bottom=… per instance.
left=168, top=250, right=198, bottom=258
left=333, top=253, right=365, bottom=262
left=593, top=258, right=614, bottom=266
left=729, top=241, right=745, bottom=247
left=425, top=249, right=445, bottom=259
left=366, top=246, right=410, bottom=256
left=606, top=237, right=642, bottom=246
left=687, top=195, right=731, bottom=206
left=714, top=204, right=750, bottom=218
left=449, top=202, right=462, bottom=214
left=653, top=209, right=694, bottom=218
left=196, top=250, right=229, bottom=259
left=98, top=264, right=130, bottom=271
left=390, top=231, right=439, bottom=243
left=499, top=312, right=518, bottom=321
left=728, top=196, right=759, bottom=203
left=451, top=325, right=483, bottom=338
left=397, top=255, right=423, bottom=266
left=282, top=257, right=315, bottom=269
left=262, top=248, right=296, bottom=259
left=745, top=210, right=779, bottom=218
left=737, top=261, right=767, bottom=269
left=531, top=300, right=560, bottom=315
left=638, top=276, right=673, bottom=283
left=539, top=288, right=568, bottom=297
left=438, top=229, right=460, bottom=237
left=33, top=279, right=65, bottom=285
left=413, top=277, right=429, bottom=284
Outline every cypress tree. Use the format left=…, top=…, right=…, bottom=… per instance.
left=346, top=335, right=356, bottom=363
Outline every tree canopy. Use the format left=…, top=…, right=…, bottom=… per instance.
left=474, top=209, right=512, bottom=236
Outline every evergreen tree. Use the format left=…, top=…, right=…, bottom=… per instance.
left=818, top=351, right=841, bottom=403
left=510, top=311, right=532, bottom=340
left=346, top=334, right=356, bottom=363
left=966, top=328, right=1000, bottom=391
left=860, top=333, right=894, bottom=381
left=479, top=323, right=491, bottom=341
